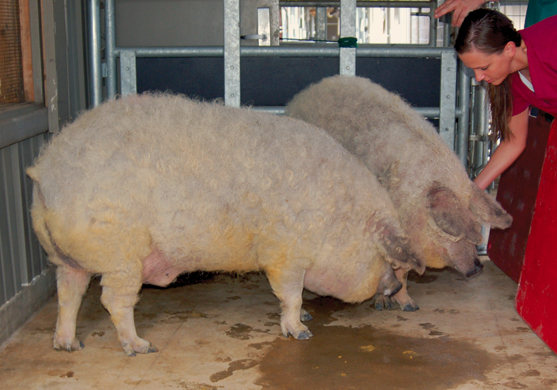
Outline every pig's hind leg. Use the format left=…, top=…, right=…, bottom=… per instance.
left=53, top=265, right=91, bottom=351
left=100, top=272, right=158, bottom=356
left=265, top=265, right=313, bottom=340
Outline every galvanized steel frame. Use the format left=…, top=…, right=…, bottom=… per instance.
left=89, top=0, right=463, bottom=155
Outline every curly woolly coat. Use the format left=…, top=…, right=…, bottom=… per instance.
left=286, top=75, right=512, bottom=311
left=28, top=93, right=423, bottom=356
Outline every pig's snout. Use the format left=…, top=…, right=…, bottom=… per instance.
left=465, top=258, right=484, bottom=278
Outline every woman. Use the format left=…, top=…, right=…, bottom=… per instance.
left=455, top=9, right=557, bottom=189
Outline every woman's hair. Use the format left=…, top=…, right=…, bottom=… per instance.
left=455, top=9, right=522, bottom=141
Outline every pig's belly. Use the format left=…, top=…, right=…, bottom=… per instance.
left=141, top=248, right=182, bottom=287
left=303, top=268, right=354, bottom=300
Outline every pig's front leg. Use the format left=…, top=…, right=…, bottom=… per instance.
left=53, top=264, right=91, bottom=351
left=100, top=273, right=158, bottom=356
left=391, top=268, right=419, bottom=311
left=266, top=266, right=313, bottom=340
left=373, top=268, right=419, bottom=311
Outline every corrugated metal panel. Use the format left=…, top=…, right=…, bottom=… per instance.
left=0, top=132, right=47, bottom=308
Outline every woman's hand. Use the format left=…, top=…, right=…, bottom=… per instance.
left=434, top=0, right=486, bottom=27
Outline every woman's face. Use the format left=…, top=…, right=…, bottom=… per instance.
left=458, top=47, right=513, bottom=85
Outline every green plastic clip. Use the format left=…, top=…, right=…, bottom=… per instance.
left=338, top=37, right=358, bottom=48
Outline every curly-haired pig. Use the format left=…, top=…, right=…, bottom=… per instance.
left=285, top=75, right=512, bottom=311
left=27, top=93, right=425, bottom=356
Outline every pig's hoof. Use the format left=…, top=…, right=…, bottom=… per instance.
left=300, top=309, right=313, bottom=322
left=122, top=341, right=159, bottom=357
left=372, top=295, right=396, bottom=311
left=53, top=338, right=84, bottom=352
left=401, top=303, right=419, bottom=311
left=295, top=330, right=313, bottom=340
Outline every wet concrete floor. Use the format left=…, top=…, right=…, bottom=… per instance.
left=1, top=260, right=556, bottom=389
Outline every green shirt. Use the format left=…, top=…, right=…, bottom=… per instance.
left=525, top=0, right=557, bottom=27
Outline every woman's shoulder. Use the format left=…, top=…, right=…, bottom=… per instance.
left=521, top=14, right=557, bottom=37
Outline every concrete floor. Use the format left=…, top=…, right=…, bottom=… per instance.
left=1, top=259, right=556, bottom=390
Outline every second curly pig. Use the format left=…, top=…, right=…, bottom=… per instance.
left=27, top=93, right=424, bottom=357
left=286, top=75, right=512, bottom=311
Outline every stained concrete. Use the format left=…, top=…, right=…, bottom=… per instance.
left=1, top=260, right=556, bottom=390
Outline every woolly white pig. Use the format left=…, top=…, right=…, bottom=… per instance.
left=27, top=93, right=425, bottom=356
left=285, top=75, right=512, bottom=311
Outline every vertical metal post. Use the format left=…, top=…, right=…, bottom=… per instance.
left=88, top=0, right=102, bottom=106
left=42, top=0, right=59, bottom=132
left=439, top=50, right=457, bottom=150
left=258, top=8, right=271, bottom=46
left=29, top=0, right=44, bottom=103
left=316, top=7, right=327, bottom=41
left=340, top=0, right=356, bottom=76
left=224, top=0, right=241, bottom=107
left=475, top=84, right=490, bottom=175
left=105, top=0, right=117, bottom=100
left=120, top=50, right=137, bottom=96
left=457, top=67, right=471, bottom=166
left=428, top=6, right=437, bottom=47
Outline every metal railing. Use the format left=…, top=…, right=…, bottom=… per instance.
left=87, top=0, right=463, bottom=156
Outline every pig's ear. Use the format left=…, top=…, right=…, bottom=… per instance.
left=427, top=183, right=483, bottom=245
left=469, top=184, right=513, bottom=229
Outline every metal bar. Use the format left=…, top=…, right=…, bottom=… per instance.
left=224, top=0, right=241, bottom=107
left=340, top=0, right=357, bottom=75
left=258, top=8, right=271, bottom=46
left=457, top=66, right=471, bottom=166
left=254, top=106, right=463, bottom=119
left=316, top=7, right=327, bottom=41
left=0, top=106, right=49, bottom=149
left=106, top=0, right=117, bottom=100
left=88, top=0, right=102, bottom=107
left=428, top=6, right=436, bottom=46
left=120, top=51, right=137, bottom=97
left=439, top=50, right=458, bottom=149
left=42, top=0, right=59, bottom=133
left=29, top=0, right=44, bottom=103
left=114, top=46, right=452, bottom=58
left=474, top=83, right=490, bottom=176
left=281, top=1, right=436, bottom=7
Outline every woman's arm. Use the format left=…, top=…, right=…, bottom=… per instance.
left=474, top=108, right=530, bottom=190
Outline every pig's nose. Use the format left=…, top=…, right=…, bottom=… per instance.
left=466, top=258, right=484, bottom=277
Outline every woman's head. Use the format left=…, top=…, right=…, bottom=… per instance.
left=455, top=9, right=521, bottom=56
left=456, top=9, right=522, bottom=85
left=455, top=9, right=523, bottom=141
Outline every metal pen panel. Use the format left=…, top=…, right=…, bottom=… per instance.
left=17, top=135, right=48, bottom=280
left=225, top=0, right=241, bottom=107
left=0, top=146, right=23, bottom=304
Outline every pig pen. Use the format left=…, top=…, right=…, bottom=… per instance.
left=1, top=261, right=557, bottom=389
left=2, top=3, right=557, bottom=388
